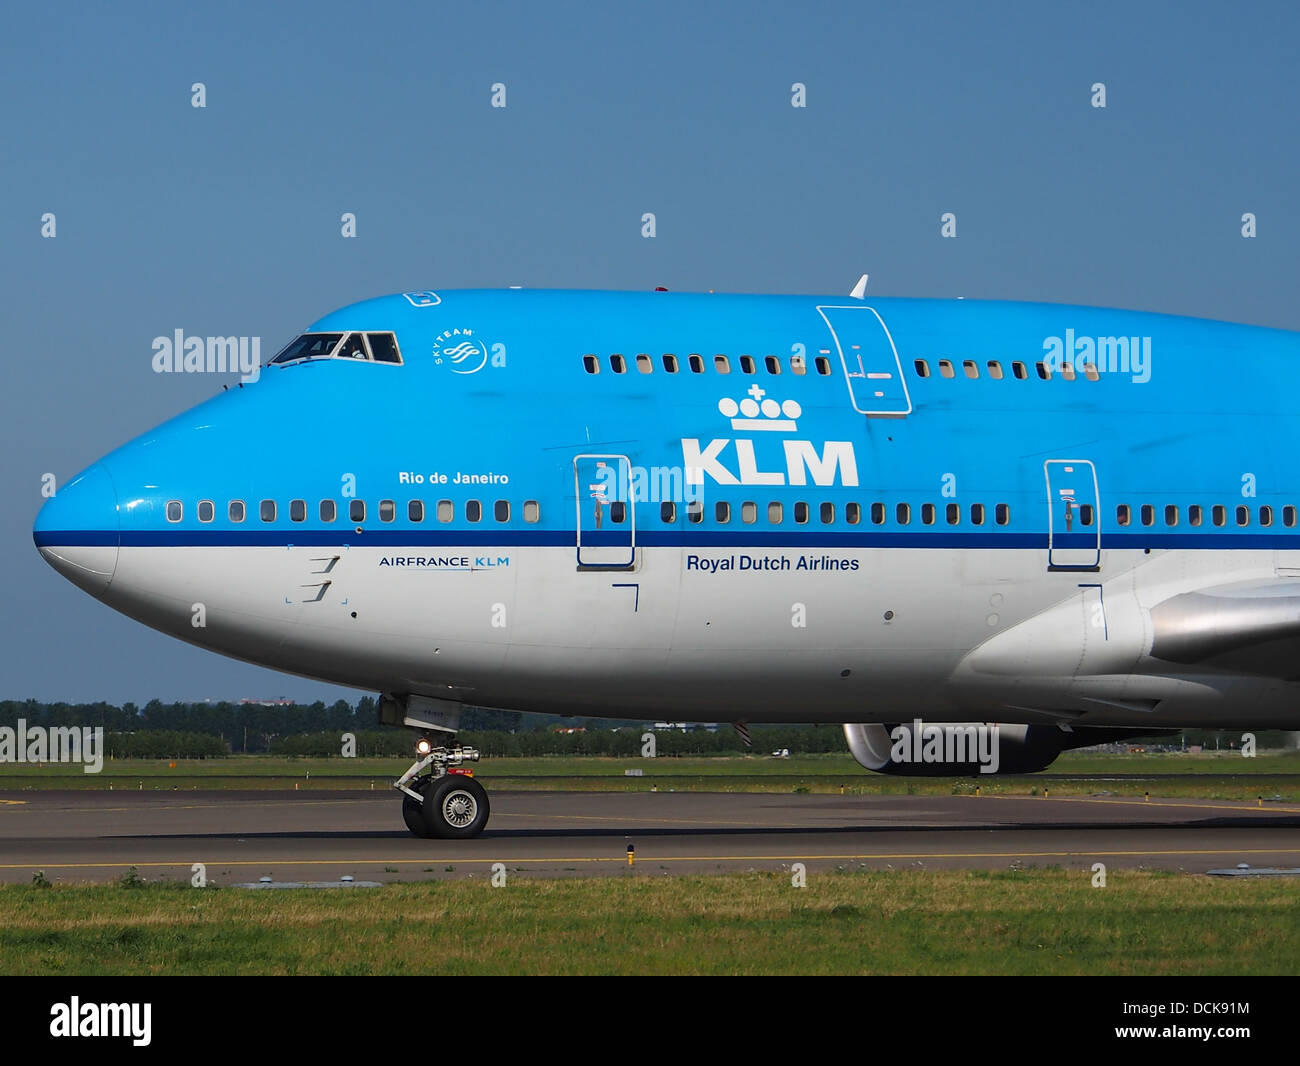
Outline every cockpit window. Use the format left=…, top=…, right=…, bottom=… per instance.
left=270, top=333, right=343, bottom=364
left=336, top=333, right=369, bottom=360
left=367, top=333, right=403, bottom=364
left=270, top=330, right=403, bottom=366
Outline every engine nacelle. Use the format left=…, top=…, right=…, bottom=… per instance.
left=842, top=721, right=1168, bottom=776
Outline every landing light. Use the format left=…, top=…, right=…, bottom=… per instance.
left=415, top=738, right=433, bottom=756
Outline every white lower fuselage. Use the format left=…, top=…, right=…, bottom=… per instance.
left=80, top=542, right=1300, bottom=729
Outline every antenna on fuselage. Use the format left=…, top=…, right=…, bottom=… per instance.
left=849, top=273, right=868, bottom=300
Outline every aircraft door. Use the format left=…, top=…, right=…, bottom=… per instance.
left=816, top=305, right=912, bottom=416
left=574, top=454, right=635, bottom=569
left=1045, top=459, right=1101, bottom=571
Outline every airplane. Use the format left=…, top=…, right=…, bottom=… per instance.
left=33, top=281, right=1300, bottom=838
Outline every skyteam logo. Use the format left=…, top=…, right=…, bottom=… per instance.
left=402, top=291, right=442, bottom=307
left=682, top=386, right=858, bottom=487
left=432, top=328, right=488, bottom=374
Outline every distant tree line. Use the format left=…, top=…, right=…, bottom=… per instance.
left=3, top=699, right=1295, bottom=758
left=270, top=725, right=848, bottom=758
left=0, top=698, right=520, bottom=754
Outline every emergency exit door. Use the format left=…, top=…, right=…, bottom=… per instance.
left=816, top=305, right=912, bottom=417
left=1045, top=459, right=1100, bottom=571
left=574, top=454, right=635, bottom=569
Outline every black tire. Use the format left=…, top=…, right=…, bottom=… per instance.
left=422, top=775, right=490, bottom=839
left=402, top=779, right=432, bottom=838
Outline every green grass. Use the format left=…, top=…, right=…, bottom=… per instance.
left=1, top=750, right=1298, bottom=801
left=1, top=869, right=1296, bottom=975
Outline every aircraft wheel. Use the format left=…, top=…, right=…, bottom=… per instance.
left=402, top=779, right=432, bottom=838
left=423, top=775, right=490, bottom=839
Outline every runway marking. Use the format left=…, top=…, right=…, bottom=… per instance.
left=0, top=800, right=26, bottom=806
left=968, top=794, right=1300, bottom=815
left=5, top=847, right=1300, bottom=872
left=0, top=798, right=372, bottom=815
left=492, top=811, right=783, bottom=827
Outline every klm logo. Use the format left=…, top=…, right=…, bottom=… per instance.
left=681, top=387, right=858, bottom=487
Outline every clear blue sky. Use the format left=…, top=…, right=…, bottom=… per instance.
left=4, top=1, right=1298, bottom=704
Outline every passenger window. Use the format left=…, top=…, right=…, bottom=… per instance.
left=349, top=500, right=365, bottom=523
left=1079, top=504, right=1094, bottom=526
left=229, top=500, right=245, bottom=523
left=409, top=500, right=424, bottom=522
left=661, top=502, right=676, bottom=523
left=741, top=502, right=757, bottom=524
left=1011, top=361, right=1028, bottom=379
left=687, top=501, right=704, bottom=524
left=794, top=502, right=809, bottom=524
left=610, top=501, right=626, bottom=523
left=166, top=501, right=182, bottom=522
left=938, top=360, right=955, bottom=379
left=987, top=361, right=1003, bottom=380
left=437, top=500, right=454, bottom=522
left=814, top=356, right=832, bottom=375
left=636, top=353, right=653, bottom=374
left=714, top=355, right=731, bottom=374
left=260, top=500, right=276, bottom=522
left=524, top=500, right=540, bottom=523
left=367, top=333, right=402, bottom=364
left=1212, top=505, right=1226, bottom=527
left=1117, top=504, right=1130, bottom=526
left=914, top=359, right=930, bottom=378
left=845, top=502, right=862, bottom=524
left=921, top=503, right=936, bottom=525
left=1164, top=505, right=1178, bottom=527
left=1285, top=506, right=1297, bottom=528
left=336, top=333, right=369, bottom=360
left=970, top=503, right=985, bottom=525
left=494, top=500, right=510, bottom=522
left=1141, top=504, right=1154, bottom=526
left=1082, top=362, right=1100, bottom=381
left=1059, top=362, right=1076, bottom=381
left=995, top=504, right=1010, bottom=525
left=870, top=502, right=885, bottom=525
left=768, top=502, right=784, bottom=524
left=820, top=502, right=835, bottom=524
left=466, top=500, right=482, bottom=523
left=688, top=354, right=704, bottom=373
left=379, top=499, right=395, bottom=522
left=197, top=500, right=214, bottom=523
left=662, top=354, right=678, bottom=373
left=320, top=500, right=336, bottom=522
left=1188, top=505, right=1202, bottom=526
left=739, top=355, right=756, bottom=374
left=1236, top=505, right=1250, bottom=527
left=765, top=356, right=781, bottom=375
left=715, top=501, right=731, bottom=523
left=290, top=499, right=307, bottom=522
left=896, top=503, right=911, bottom=525
left=791, top=355, right=807, bottom=376
left=946, top=503, right=960, bottom=525
left=1036, top=361, right=1052, bottom=380
left=610, top=354, right=626, bottom=374
left=963, top=360, right=978, bottom=379
left=583, top=355, right=600, bottom=374
left=1260, top=505, right=1273, bottom=527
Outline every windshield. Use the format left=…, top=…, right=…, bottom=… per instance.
left=270, top=333, right=344, bottom=364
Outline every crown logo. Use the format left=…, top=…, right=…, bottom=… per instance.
left=718, top=386, right=801, bottom=432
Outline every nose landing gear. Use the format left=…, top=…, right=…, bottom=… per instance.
left=395, top=740, right=489, bottom=838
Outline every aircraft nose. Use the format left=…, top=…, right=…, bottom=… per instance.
left=33, top=462, right=120, bottom=598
